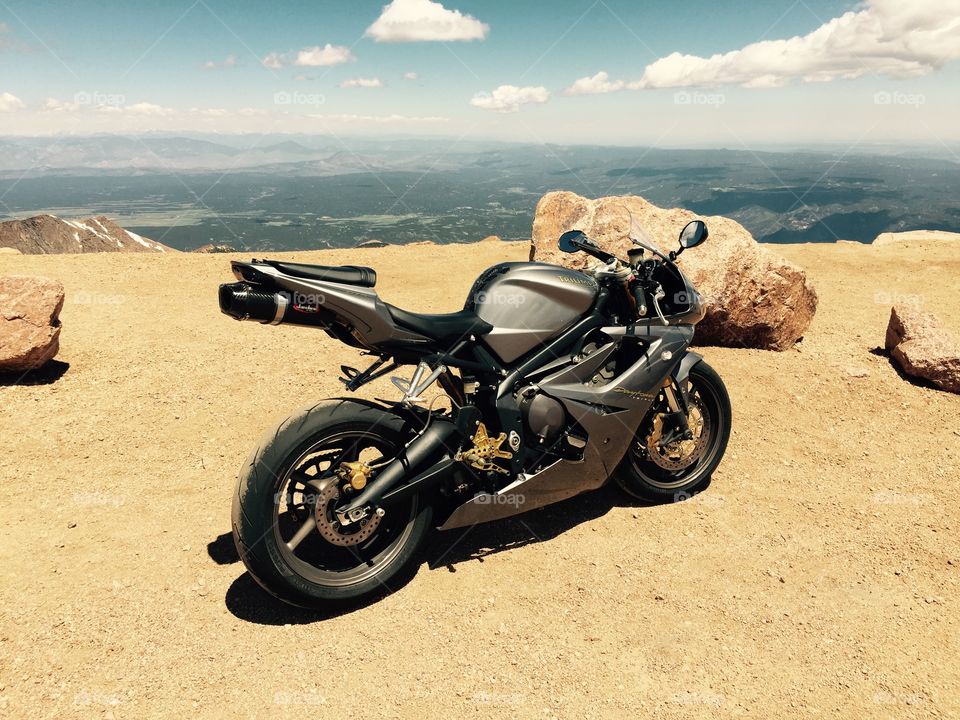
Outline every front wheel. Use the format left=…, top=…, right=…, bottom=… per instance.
left=232, top=400, right=432, bottom=609
left=615, top=360, right=731, bottom=502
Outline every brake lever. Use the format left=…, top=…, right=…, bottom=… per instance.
left=652, top=286, right=668, bottom=326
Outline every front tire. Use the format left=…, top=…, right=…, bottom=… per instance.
left=615, top=360, right=731, bottom=502
left=232, top=400, right=432, bottom=609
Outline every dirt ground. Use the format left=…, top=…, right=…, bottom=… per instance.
left=1, top=238, right=958, bottom=719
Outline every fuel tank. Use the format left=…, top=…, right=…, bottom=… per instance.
left=466, top=262, right=598, bottom=363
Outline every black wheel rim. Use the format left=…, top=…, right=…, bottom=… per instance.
left=272, top=429, right=417, bottom=588
left=629, top=374, right=725, bottom=490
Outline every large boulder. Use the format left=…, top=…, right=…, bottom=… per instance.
left=0, top=275, right=64, bottom=371
left=885, top=305, right=960, bottom=394
left=530, top=192, right=818, bottom=350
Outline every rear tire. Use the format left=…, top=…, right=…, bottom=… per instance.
left=615, top=360, right=731, bottom=503
left=232, top=400, right=432, bottom=609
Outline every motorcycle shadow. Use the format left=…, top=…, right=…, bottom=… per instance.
left=216, top=483, right=670, bottom=625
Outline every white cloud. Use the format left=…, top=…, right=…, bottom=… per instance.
left=470, top=85, right=549, bottom=113
left=261, top=52, right=284, bottom=70
left=403, top=71, right=418, bottom=81
left=562, top=71, right=632, bottom=96
left=91, top=102, right=174, bottom=116
left=309, top=112, right=448, bottom=124
left=203, top=55, right=237, bottom=70
left=365, top=0, right=488, bottom=42
left=294, top=44, right=356, bottom=67
left=339, top=77, right=384, bottom=89
left=631, top=0, right=960, bottom=89
left=0, top=92, right=26, bottom=112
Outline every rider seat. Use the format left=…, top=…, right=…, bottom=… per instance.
left=264, top=261, right=377, bottom=287
left=386, top=305, right=492, bottom=343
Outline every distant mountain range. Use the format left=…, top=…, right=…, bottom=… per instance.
left=1, top=135, right=958, bottom=248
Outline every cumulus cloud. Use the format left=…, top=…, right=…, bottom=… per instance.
left=562, top=71, right=633, bottom=96
left=203, top=55, right=237, bottom=70
left=261, top=52, right=284, bottom=70
left=365, top=0, right=488, bottom=42
left=566, top=0, right=960, bottom=92
left=339, top=77, right=384, bottom=88
left=262, top=44, right=355, bottom=69
left=93, top=102, right=175, bottom=116
left=309, top=112, right=448, bottom=124
left=470, top=85, right=549, bottom=113
left=294, top=44, right=356, bottom=67
left=403, top=71, right=418, bottom=80
left=0, top=92, right=25, bottom=112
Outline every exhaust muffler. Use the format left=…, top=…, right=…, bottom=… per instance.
left=218, top=282, right=329, bottom=327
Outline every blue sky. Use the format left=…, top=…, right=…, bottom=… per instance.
left=1, top=0, right=958, bottom=147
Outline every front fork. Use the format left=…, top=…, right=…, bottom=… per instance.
left=657, top=351, right=703, bottom=445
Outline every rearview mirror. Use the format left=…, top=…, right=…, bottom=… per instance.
left=678, top=220, right=708, bottom=250
left=558, top=230, right=587, bottom=253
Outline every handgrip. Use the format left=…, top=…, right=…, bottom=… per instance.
left=632, top=284, right=647, bottom=317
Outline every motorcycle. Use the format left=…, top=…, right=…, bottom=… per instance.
left=219, top=217, right=731, bottom=608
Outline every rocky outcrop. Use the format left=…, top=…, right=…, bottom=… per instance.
left=873, top=230, right=960, bottom=246
left=192, top=243, right=238, bottom=253
left=530, top=191, right=818, bottom=351
left=0, top=215, right=174, bottom=254
left=885, top=305, right=960, bottom=394
left=0, top=275, right=64, bottom=371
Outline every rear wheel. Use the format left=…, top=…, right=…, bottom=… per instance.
left=232, top=400, right=432, bottom=608
left=615, top=361, right=731, bottom=502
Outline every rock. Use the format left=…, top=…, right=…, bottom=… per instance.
left=885, top=305, right=960, bottom=394
left=873, top=230, right=960, bottom=246
left=0, top=275, right=64, bottom=371
left=191, top=243, right=237, bottom=254
left=0, top=214, right=175, bottom=254
left=530, top=192, right=818, bottom=350
left=845, top=366, right=870, bottom=378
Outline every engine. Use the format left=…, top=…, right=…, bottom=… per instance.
left=517, top=386, right=567, bottom=446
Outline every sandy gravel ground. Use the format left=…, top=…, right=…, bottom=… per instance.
left=0, top=238, right=958, bottom=719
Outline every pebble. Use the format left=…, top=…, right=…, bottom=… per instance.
left=67, top=521, right=76, bottom=529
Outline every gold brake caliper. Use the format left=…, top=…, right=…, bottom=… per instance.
left=335, top=460, right=374, bottom=491
left=458, top=422, right=512, bottom=474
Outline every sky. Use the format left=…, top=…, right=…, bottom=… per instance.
left=1, top=0, right=959, bottom=148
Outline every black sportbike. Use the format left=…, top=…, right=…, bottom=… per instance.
left=219, top=219, right=731, bottom=608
